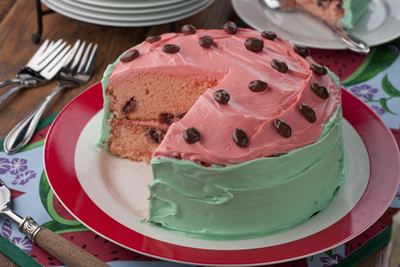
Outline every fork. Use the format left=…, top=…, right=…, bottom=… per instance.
left=0, top=39, right=70, bottom=106
left=3, top=40, right=98, bottom=154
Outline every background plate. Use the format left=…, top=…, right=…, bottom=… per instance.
left=61, top=0, right=200, bottom=15
left=232, top=0, right=400, bottom=49
left=42, top=0, right=214, bottom=27
left=44, top=82, right=400, bottom=265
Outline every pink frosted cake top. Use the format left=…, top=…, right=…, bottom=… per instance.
left=110, top=28, right=341, bottom=165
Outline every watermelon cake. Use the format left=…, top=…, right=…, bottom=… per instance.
left=279, top=0, right=372, bottom=29
left=98, top=23, right=345, bottom=240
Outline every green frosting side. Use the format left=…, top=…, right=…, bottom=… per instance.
left=96, top=62, right=116, bottom=152
left=342, top=0, right=373, bottom=30
left=96, top=48, right=136, bottom=152
left=148, top=105, right=345, bottom=240
left=326, top=67, right=341, bottom=88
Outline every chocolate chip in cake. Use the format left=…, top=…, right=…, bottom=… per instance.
left=183, top=127, right=200, bottom=144
left=271, top=59, right=288, bottom=73
left=310, top=82, right=329, bottom=99
left=299, top=104, right=316, bottom=123
left=293, top=44, right=310, bottom=57
left=245, top=38, right=264, bottom=52
left=145, top=35, right=161, bottom=44
left=310, top=63, right=328, bottom=76
left=261, top=31, right=277, bottom=40
left=274, top=119, right=292, bottom=138
left=182, top=24, right=196, bottom=35
left=148, top=128, right=166, bottom=143
left=201, top=162, right=212, bottom=167
left=248, top=80, right=268, bottom=92
left=199, top=36, right=213, bottom=48
left=122, top=97, right=137, bottom=114
left=233, top=128, right=248, bottom=147
left=176, top=113, right=186, bottom=119
left=159, top=113, right=175, bottom=125
left=214, top=89, right=230, bottom=104
left=223, top=21, right=237, bottom=34
left=162, top=44, right=180, bottom=53
left=120, top=49, right=139, bottom=63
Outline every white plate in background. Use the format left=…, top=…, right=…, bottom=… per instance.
left=232, top=0, right=400, bottom=49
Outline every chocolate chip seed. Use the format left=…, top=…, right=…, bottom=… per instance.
left=183, top=127, right=200, bottom=144
left=145, top=35, right=161, bottom=44
left=310, top=82, right=329, bottom=99
left=148, top=128, right=166, bottom=143
left=310, top=63, right=328, bottom=76
left=201, top=162, right=212, bottom=167
left=248, top=80, right=268, bottom=92
left=245, top=38, right=264, bottom=52
left=233, top=128, right=248, bottom=147
left=122, top=98, right=137, bottom=114
left=274, top=119, right=292, bottom=138
left=162, top=44, right=180, bottom=53
left=182, top=24, right=196, bottom=35
left=294, top=44, right=310, bottom=57
left=214, top=90, right=230, bottom=104
left=223, top=21, right=237, bottom=34
left=120, top=50, right=139, bottom=63
left=159, top=113, right=174, bottom=125
left=261, top=31, right=277, bottom=40
left=271, top=59, right=288, bottom=73
left=299, top=104, right=317, bottom=123
left=199, top=36, right=213, bottom=48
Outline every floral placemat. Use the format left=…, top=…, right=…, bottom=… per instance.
left=0, top=40, right=399, bottom=267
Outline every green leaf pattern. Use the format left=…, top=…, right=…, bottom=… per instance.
left=345, top=41, right=400, bottom=124
left=39, top=171, right=88, bottom=234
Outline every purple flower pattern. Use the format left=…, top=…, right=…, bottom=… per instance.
left=11, top=237, right=33, bottom=254
left=320, top=254, right=343, bottom=266
left=12, top=170, right=36, bottom=185
left=9, top=158, right=28, bottom=175
left=0, top=157, right=36, bottom=186
left=350, top=84, right=378, bottom=100
left=371, top=105, right=386, bottom=116
left=1, top=219, right=12, bottom=239
left=0, top=158, right=10, bottom=174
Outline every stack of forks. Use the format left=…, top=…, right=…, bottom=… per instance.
left=0, top=39, right=98, bottom=154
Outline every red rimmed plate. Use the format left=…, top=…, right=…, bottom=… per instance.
left=44, top=82, right=400, bottom=266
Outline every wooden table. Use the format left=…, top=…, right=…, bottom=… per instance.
left=0, top=0, right=390, bottom=266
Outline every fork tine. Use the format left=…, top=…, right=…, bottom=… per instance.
left=26, top=39, right=49, bottom=66
left=40, top=45, right=71, bottom=80
left=27, top=39, right=64, bottom=71
left=62, top=40, right=81, bottom=68
left=34, top=41, right=67, bottom=71
left=77, top=43, right=92, bottom=74
left=70, top=41, right=86, bottom=71
left=83, top=44, right=98, bottom=74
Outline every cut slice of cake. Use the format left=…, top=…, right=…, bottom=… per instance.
left=279, top=0, right=372, bottom=29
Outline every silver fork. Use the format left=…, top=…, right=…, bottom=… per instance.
left=0, top=39, right=70, bottom=105
left=3, top=40, right=98, bottom=154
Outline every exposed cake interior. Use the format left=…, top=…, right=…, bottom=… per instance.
left=107, top=72, right=221, bottom=163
